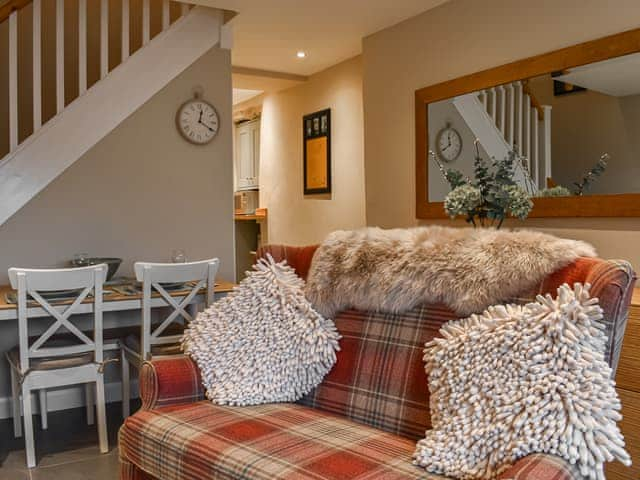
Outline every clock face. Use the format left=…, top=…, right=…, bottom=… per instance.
left=177, top=99, right=219, bottom=145
left=437, top=126, right=462, bottom=162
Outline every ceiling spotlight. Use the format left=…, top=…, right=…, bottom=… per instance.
left=296, top=51, right=307, bottom=59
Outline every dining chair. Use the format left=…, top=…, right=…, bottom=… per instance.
left=6, top=265, right=110, bottom=468
left=120, top=258, right=219, bottom=418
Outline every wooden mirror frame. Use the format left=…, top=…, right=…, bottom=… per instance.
left=416, top=28, right=640, bottom=219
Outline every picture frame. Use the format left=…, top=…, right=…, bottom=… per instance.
left=303, top=109, right=331, bottom=195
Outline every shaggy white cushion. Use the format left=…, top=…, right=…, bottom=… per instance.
left=414, top=283, right=630, bottom=480
left=182, top=255, right=340, bottom=406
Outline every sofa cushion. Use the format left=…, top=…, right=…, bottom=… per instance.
left=118, top=401, right=444, bottom=480
left=298, top=305, right=459, bottom=441
left=414, top=284, right=629, bottom=479
left=295, top=258, right=636, bottom=443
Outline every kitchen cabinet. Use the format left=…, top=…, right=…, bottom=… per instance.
left=235, top=119, right=260, bottom=190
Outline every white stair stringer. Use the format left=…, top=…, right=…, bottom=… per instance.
left=453, top=93, right=510, bottom=159
left=0, top=6, right=224, bottom=227
left=453, top=92, right=538, bottom=194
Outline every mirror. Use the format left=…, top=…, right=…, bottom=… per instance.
left=416, top=28, right=640, bottom=218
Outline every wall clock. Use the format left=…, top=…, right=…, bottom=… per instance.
left=176, top=94, right=219, bottom=145
left=436, top=123, right=462, bottom=162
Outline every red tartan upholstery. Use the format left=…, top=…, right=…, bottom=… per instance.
left=298, top=306, right=458, bottom=440
left=255, top=244, right=318, bottom=280
left=119, top=401, right=445, bottom=480
left=121, top=244, right=636, bottom=480
left=140, top=357, right=204, bottom=410
left=497, top=453, right=582, bottom=480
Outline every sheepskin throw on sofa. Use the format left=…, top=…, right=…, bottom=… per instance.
left=182, top=256, right=340, bottom=406
left=305, top=226, right=596, bottom=318
left=414, top=283, right=630, bottom=480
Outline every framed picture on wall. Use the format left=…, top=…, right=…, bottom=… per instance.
left=303, top=109, right=331, bottom=195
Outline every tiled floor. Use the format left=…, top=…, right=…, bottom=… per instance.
left=0, top=401, right=139, bottom=480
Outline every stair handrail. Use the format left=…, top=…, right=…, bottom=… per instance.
left=2, top=0, right=193, bottom=161
left=522, top=80, right=545, bottom=121
left=0, top=0, right=31, bottom=24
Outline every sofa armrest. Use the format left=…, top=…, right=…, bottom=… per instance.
left=539, top=258, right=636, bottom=375
left=139, top=357, right=205, bottom=410
left=498, top=454, right=584, bottom=480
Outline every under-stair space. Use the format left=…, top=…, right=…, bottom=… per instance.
left=452, top=81, right=552, bottom=193
left=0, top=0, right=229, bottom=227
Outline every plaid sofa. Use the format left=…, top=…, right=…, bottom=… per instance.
left=119, top=245, right=636, bottom=480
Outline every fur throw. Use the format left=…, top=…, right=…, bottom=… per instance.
left=182, top=256, right=340, bottom=406
left=305, top=226, right=596, bottom=318
left=414, top=284, right=630, bottom=480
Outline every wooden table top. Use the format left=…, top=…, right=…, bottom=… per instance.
left=234, top=207, right=267, bottom=222
left=0, top=280, right=236, bottom=311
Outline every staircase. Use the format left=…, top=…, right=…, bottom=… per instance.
left=452, top=81, right=552, bottom=193
left=0, top=0, right=230, bottom=226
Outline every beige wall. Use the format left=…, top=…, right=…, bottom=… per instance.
left=0, top=46, right=235, bottom=284
left=362, top=0, right=640, bottom=270
left=259, top=56, right=366, bottom=245
left=527, top=74, right=640, bottom=195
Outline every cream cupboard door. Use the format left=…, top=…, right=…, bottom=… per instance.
left=235, top=119, right=260, bottom=190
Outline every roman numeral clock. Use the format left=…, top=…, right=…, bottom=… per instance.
left=176, top=93, right=219, bottom=145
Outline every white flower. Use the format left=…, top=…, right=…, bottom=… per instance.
left=444, top=185, right=482, bottom=218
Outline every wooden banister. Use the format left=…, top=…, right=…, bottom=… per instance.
left=0, top=0, right=32, bottom=24
left=522, top=81, right=544, bottom=121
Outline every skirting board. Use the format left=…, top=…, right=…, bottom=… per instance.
left=0, top=380, right=139, bottom=420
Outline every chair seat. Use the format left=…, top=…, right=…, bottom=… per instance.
left=123, top=333, right=183, bottom=357
left=6, top=338, right=95, bottom=372
left=119, top=401, right=442, bottom=480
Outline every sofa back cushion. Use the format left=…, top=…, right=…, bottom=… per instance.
left=298, top=305, right=458, bottom=441
left=258, top=245, right=636, bottom=440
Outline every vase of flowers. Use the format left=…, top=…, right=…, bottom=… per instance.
left=432, top=141, right=533, bottom=229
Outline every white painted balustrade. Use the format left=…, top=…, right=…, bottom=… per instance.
left=1, top=0, right=192, bottom=162
left=472, top=80, right=552, bottom=190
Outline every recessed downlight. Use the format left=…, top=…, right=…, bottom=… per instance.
left=296, top=51, right=307, bottom=59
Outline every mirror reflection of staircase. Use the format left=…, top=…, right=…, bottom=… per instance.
left=453, top=80, right=552, bottom=193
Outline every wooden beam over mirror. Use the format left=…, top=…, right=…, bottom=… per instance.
left=416, top=27, right=640, bottom=219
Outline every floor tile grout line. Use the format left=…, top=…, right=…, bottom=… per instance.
left=31, top=449, right=116, bottom=471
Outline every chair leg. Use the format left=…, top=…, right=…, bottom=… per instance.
left=38, top=390, right=48, bottom=430
left=121, top=349, right=130, bottom=419
left=85, top=383, right=95, bottom=425
left=95, top=377, right=109, bottom=454
left=21, top=383, right=36, bottom=468
left=10, top=368, right=22, bottom=438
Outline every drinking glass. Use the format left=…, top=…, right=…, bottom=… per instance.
left=171, top=249, right=187, bottom=263
left=72, top=253, right=89, bottom=267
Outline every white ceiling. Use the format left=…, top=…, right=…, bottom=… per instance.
left=233, top=88, right=263, bottom=105
left=193, top=0, right=450, bottom=76
left=555, top=52, right=640, bottom=97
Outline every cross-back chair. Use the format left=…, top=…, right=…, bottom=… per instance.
left=120, top=258, right=219, bottom=418
left=6, top=264, right=110, bottom=468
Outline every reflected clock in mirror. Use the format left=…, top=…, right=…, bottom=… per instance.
left=436, top=123, right=462, bottom=163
